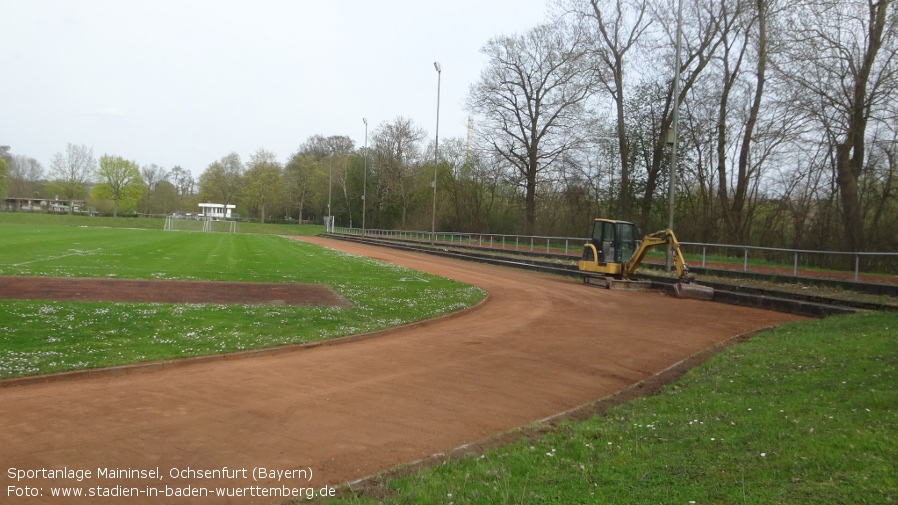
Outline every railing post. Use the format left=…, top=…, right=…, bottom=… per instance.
left=855, top=254, right=860, bottom=282
left=702, top=246, right=706, bottom=268
left=546, top=238, right=550, bottom=253
left=794, top=253, right=799, bottom=277
left=743, top=248, right=748, bottom=272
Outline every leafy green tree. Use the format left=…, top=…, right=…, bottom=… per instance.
left=0, top=156, right=8, bottom=198
left=243, top=149, right=283, bottom=223
left=295, top=135, right=355, bottom=220
left=198, top=153, right=243, bottom=207
left=150, top=179, right=181, bottom=214
left=284, top=153, right=322, bottom=223
left=94, top=155, right=144, bottom=216
left=371, top=116, right=427, bottom=229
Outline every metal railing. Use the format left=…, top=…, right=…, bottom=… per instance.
left=332, top=227, right=585, bottom=256
left=330, top=227, right=898, bottom=283
left=679, top=242, right=898, bottom=282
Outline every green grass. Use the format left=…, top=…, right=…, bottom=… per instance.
left=323, top=312, right=897, bottom=505
left=0, top=222, right=484, bottom=378
left=0, top=211, right=325, bottom=236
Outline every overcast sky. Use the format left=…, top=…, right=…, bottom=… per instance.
left=3, top=0, right=551, bottom=177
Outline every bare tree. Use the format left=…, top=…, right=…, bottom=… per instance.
left=8, top=155, right=45, bottom=198
left=140, top=164, right=168, bottom=214
left=704, top=0, right=774, bottom=243
left=49, top=143, right=96, bottom=213
left=778, top=0, right=898, bottom=250
left=468, top=21, right=597, bottom=233
left=563, top=0, right=653, bottom=221
left=169, top=166, right=195, bottom=210
left=633, top=0, right=724, bottom=229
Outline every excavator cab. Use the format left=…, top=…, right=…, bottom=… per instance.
left=580, top=219, right=637, bottom=276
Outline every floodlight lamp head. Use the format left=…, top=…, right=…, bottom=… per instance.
left=434, top=62, right=441, bottom=72
left=363, top=118, right=367, bottom=125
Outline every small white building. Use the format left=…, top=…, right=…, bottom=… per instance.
left=198, top=203, right=236, bottom=220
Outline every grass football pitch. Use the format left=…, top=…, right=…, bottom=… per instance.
left=0, top=220, right=484, bottom=378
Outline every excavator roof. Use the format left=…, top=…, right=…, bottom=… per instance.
left=592, top=218, right=636, bottom=226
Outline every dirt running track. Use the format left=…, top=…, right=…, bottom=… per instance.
left=0, top=236, right=804, bottom=504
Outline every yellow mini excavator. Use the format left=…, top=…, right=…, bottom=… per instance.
left=577, top=218, right=714, bottom=300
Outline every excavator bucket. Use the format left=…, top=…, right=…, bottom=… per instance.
left=672, top=282, right=715, bottom=301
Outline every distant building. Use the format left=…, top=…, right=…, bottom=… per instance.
left=3, top=197, right=88, bottom=214
left=197, top=202, right=236, bottom=220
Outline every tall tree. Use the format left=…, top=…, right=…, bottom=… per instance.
left=198, top=152, right=244, bottom=207
left=296, top=135, right=355, bottom=220
left=0, top=145, right=10, bottom=197
left=0, top=146, right=11, bottom=192
left=49, top=143, right=96, bottom=213
left=468, top=21, right=597, bottom=233
left=778, top=0, right=898, bottom=251
left=150, top=179, right=181, bottom=215
left=94, top=155, right=143, bottom=216
left=169, top=165, right=195, bottom=210
left=284, top=153, right=321, bottom=223
left=565, top=0, right=653, bottom=221
left=140, top=164, right=168, bottom=214
left=709, top=0, right=771, bottom=243
left=324, top=136, right=355, bottom=219
left=7, top=155, right=45, bottom=198
left=243, top=149, right=282, bottom=223
left=0, top=156, right=8, bottom=198
left=632, top=0, right=724, bottom=230
left=371, top=116, right=427, bottom=228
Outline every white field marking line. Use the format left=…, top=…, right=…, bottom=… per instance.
left=11, top=248, right=103, bottom=267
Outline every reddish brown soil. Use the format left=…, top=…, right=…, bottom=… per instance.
left=0, top=276, right=349, bottom=307
left=0, top=237, right=805, bottom=504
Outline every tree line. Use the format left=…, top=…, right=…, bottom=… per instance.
left=3, top=0, right=897, bottom=256
left=465, top=0, right=898, bottom=255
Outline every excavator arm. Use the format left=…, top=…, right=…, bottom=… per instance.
left=623, top=229, right=692, bottom=281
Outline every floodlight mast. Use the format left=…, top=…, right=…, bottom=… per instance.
left=432, top=61, right=441, bottom=244
left=362, top=117, right=368, bottom=235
